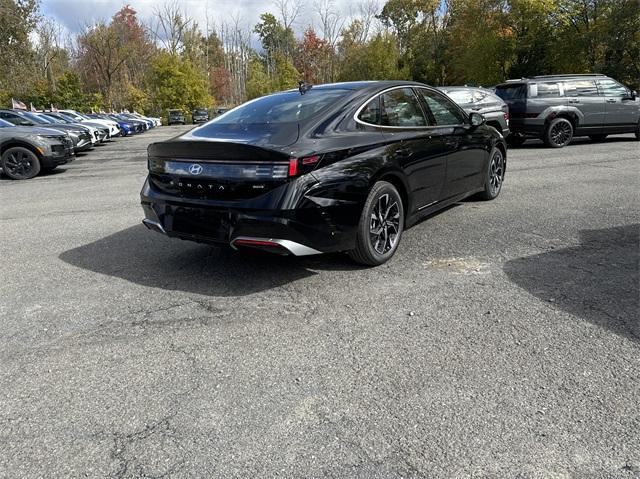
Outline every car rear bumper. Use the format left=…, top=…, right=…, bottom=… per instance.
left=140, top=176, right=362, bottom=255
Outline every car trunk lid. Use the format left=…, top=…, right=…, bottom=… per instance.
left=147, top=139, right=294, bottom=201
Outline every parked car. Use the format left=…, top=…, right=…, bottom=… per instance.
left=214, top=108, right=229, bottom=117
left=439, top=86, right=510, bottom=138
left=129, top=112, right=161, bottom=127
left=33, top=112, right=96, bottom=152
left=168, top=109, right=186, bottom=125
left=0, top=117, right=74, bottom=179
left=494, top=74, right=640, bottom=147
left=59, top=109, right=120, bottom=138
left=121, top=113, right=153, bottom=130
left=46, top=111, right=109, bottom=146
left=0, top=109, right=95, bottom=152
left=192, top=108, right=209, bottom=124
left=141, top=81, right=507, bottom=265
left=86, top=113, right=132, bottom=136
left=106, top=114, right=143, bottom=134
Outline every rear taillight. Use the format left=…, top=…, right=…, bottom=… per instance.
left=288, top=155, right=320, bottom=177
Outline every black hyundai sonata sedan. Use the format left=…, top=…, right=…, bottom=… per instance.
left=141, top=81, right=507, bottom=265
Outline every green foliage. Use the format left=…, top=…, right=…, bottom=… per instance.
left=147, top=52, right=212, bottom=114
left=246, top=57, right=274, bottom=100
left=339, top=32, right=409, bottom=81
left=54, top=71, right=85, bottom=110
left=0, top=0, right=39, bottom=95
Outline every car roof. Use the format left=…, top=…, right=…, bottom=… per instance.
left=498, top=74, right=608, bottom=85
left=281, top=80, right=432, bottom=94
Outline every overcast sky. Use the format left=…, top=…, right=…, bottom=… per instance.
left=40, top=0, right=357, bottom=37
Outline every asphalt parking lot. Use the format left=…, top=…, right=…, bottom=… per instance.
left=1, top=126, right=638, bottom=478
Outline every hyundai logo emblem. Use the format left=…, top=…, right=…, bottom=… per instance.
left=188, top=164, right=203, bottom=175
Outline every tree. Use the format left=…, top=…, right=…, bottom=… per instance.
left=0, top=0, right=39, bottom=96
left=151, top=0, right=192, bottom=55
left=338, top=31, right=408, bottom=81
left=295, top=28, right=334, bottom=83
left=147, top=52, right=212, bottom=113
left=54, top=71, right=85, bottom=110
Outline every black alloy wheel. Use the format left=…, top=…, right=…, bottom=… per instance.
left=544, top=117, right=573, bottom=148
left=349, top=181, right=404, bottom=266
left=1, top=146, right=41, bottom=180
left=479, top=148, right=505, bottom=200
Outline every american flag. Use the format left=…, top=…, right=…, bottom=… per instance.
left=11, top=98, right=27, bottom=110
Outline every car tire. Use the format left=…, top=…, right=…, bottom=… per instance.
left=348, top=181, right=404, bottom=266
left=1, top=146, right=41, bottom=180
left=589, top=134, right=607, bottom=141
left=506, top=134, right=526, bottom=148
left=478, top=147, right=505, bottom=201
left=544, top=117, right=573, bottom=148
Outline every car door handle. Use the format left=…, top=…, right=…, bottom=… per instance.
left=568, top=99, right=580, bottom=104
left=471, top=107, right=481, bottom=111
left=606, top=99, right=617, bottom=103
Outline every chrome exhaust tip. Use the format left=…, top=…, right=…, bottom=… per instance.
left=142, top=219, right=167, bottom=235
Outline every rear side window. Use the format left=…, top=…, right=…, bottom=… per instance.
left=564, top=80, right=598, bottom=97
left=379, top=88, right=427, bottom=127
left=357, top=96, right=381, bottom=125
left=531, top=82, right=560, bottom=98
left=418, top=89, right=466, bottom=125
left=598, top=79, right=628, bottom=97
left=495, top=84, right=526, bottom=101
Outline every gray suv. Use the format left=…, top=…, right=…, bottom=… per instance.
left=495, top=74, right=640, bottom=148
left=0, top=118, right=74, bottom=179
left=439, top=86, right=510, bottom=138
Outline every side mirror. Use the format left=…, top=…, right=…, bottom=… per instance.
left=469, top=112, right=485, bottom=127
left=631, top=90, right=637, bottom=100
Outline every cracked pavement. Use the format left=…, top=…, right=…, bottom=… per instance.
left=1, top=127, right=638, bottom=478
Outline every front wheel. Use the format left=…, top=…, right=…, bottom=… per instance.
left=544, top=117, right=573, bottom=148
left=1, top=147, right=41, bottom=180
left=348, top=181, right=404, bottom=266
left=478, top=148, right=505, bottom=200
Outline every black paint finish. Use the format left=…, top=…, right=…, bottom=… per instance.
left=141, top=81, right=507, bottom=254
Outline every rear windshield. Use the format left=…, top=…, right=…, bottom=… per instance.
left=495, top=84, right=527, bottom=101
left=443, top=90, right=474, bottom=105
left=209, top=89, right=350, bottom=125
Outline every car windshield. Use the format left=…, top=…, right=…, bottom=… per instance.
left=495, top=84, right=527, bottom=101
left=21, top=112, right=49, bottom=125
left=209, top=88, right=350, bottom=125
left=0, top=118, right=14, bottom=127
left=57, top=112, right=78, bottom=122
left=194, top=110, right=207, bottom=115
left=33, top=114, right=56, bottom=124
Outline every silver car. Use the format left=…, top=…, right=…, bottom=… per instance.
left=439, top=86, right=510, bottom=138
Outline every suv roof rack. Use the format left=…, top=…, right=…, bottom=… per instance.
left=531, top=73, right=605, bottom=79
